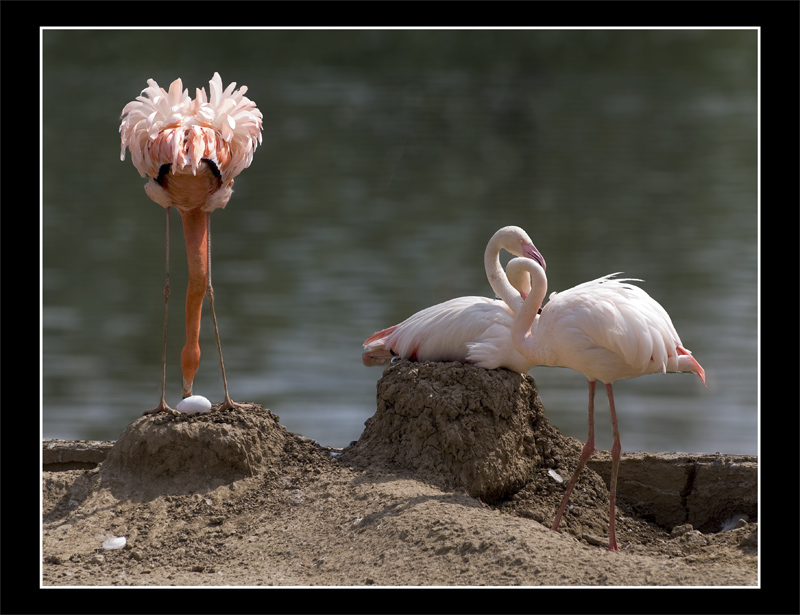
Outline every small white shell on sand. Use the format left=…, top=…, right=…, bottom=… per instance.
left=102, top=536, right=127, bottom=550
left=548, top=469, right=564, bottom=483
left=176, top=395, right=212, bottom=414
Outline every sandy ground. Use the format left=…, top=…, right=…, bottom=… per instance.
left=42, top=361, right=758, bottom=588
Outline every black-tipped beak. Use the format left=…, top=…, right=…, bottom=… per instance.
left=523, top=243, right=546, bottom=271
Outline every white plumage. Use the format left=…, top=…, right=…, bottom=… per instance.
left=364, top=294, right=533, bottom=371
left=527, top=273, right=704, bottom=384
left=362, top=227, right=546, bottom=370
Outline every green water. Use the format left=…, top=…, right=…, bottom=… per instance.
left=43, top=29, right=757, bottom=453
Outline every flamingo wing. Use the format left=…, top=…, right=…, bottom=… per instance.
left=541, top=275, right=689, bottom=381
left=362, top=297, right=514, bottom=365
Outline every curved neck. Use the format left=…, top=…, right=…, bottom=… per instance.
left=484, top=230, right=524, bottom=312
left=511, top=260, right=548, bottom=362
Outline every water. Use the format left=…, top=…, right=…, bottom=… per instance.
left=42, top=29, right=758, bottom=455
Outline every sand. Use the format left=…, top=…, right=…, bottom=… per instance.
left=42, top=361, right=757, bottom=587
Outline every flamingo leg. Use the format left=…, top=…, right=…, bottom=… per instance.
left=178, top=208, right=208, bottom=399
left=552, top=379, right=597, bottom=532
left=204, top=212, right=242, bottom=411
left=145, top=207, right=176, bottom=415
left=606, top=382, right=621, bottom=551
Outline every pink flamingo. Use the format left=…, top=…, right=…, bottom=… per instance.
left=120, top=73, right=263, bottom=413
left=362, top=227, right=546, bottom=371
left=509, top=257, right=706, bottom=551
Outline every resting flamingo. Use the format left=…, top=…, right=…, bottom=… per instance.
left=509, top=258, right=706, bottom=551
left=362, top=227, right=546, bottom=370
left=120, top=73, right=263, bottom=413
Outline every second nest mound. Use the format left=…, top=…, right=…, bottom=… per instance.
left=343, top=360, right=575, bottom=502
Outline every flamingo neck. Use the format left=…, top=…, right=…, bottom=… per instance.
left=178, top=208, right=209, bottom=397
left=511, top=261, right=548, bottom=362
left=484, top=229, right=526, bottom=312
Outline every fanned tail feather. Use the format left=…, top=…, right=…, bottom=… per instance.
left=363, top=325, right=398, bottom=349
left=677, top=346, right=706, bottom=386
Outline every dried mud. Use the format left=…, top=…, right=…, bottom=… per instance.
left=42, top=361, right=757, bottom=587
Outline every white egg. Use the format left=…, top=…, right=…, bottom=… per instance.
left=176, top=395, right=212, bottom=414
left=548, top=469, right=564, bottom=483
left=102, top=536, right=127, bottom=550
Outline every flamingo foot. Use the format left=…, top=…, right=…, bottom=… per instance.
left=144, top=398, right=177, bottom=415
left=218, top=394, right=245, bottom=412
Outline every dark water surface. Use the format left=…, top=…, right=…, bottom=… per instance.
left=43, top=29, right=757, bottom=454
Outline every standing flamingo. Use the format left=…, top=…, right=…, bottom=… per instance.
left=509, top=258, right=706, bottom=551
left=362, top=227, right=546, bottom=370
left=120, top=73, right=263, bottom=413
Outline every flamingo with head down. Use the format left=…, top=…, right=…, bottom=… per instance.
left=362, top=226, right=546, bottom=371
left=508, top=257, right=706, bottom=551
left=120, top=73, right=263, bottom=413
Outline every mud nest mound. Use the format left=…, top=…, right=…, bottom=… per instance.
left=42, top=373, right=758, bottom=586
left=342, top=360, right=577, bottom=502
left=100, top=404, right=297, bottom=500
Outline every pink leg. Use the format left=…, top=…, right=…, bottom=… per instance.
left=552, top=380, right=596, bottom=532
left=204, top=212, right=242, bottom=412
left=145, top=207, right=176, bottom=415
left=607, top=383, right=621, bottom=551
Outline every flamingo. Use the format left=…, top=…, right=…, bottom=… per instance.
left=120, top=73, right=263, bottom=413
left=362, top=227, right=546, bottom=371
left=509, top=258, right=706, bottom=551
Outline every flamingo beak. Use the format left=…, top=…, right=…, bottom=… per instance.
left=523, top=242, right=546, bottom=271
